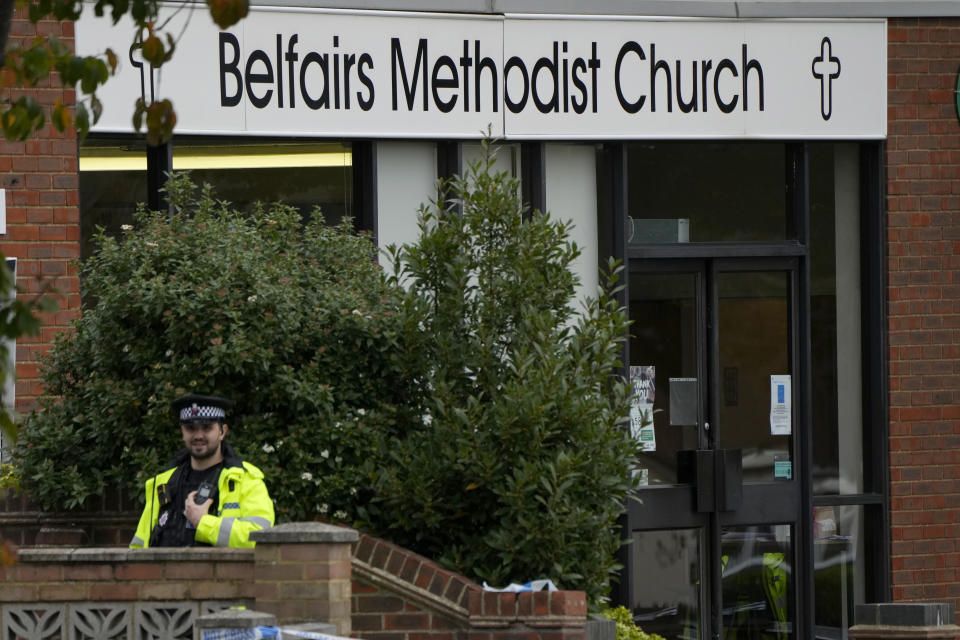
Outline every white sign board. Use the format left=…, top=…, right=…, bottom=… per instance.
left=76, top=5, right=886, bottom=139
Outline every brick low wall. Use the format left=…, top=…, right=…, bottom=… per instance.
left=0, top=487, right=139, bottom=547
left=0, top=525, right=588, bottom=640
left=351, top=533, right=587, bottom=640
left=0, top=547, right=256, bottom=640
left=0, top=547, right=255, bottom=602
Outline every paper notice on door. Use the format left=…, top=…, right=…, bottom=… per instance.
left=630, top=366, right=656, bottom=451
left=770, top=374, right=792, bottom=435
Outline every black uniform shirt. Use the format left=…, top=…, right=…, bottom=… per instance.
left=151, top=461, right=223, bottom=547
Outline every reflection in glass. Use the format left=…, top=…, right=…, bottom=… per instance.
left=629, top=272, right=700, bottom=485
left=717, top=271, right=792, bottom=483
left=721, top=524, right=793, bottom=640
left=631, top=529, right=702, bottom=640
left=809, top=143, right=864, bottom=495
left=79, top=137, right=353, bottom=261
left=814, top=505, right=864, bottom=640
left=626, top=142, right=787, bottom=243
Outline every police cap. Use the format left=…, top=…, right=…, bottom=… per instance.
left=171, top=394, right=234, bottom=424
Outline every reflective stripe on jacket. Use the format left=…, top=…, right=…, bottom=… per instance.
left=129, top=459, right=274, bottom=549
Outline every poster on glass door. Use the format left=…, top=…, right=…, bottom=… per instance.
left=629, top=366, right=656, bottom=451
left=770, top=374, right=792, bottom=435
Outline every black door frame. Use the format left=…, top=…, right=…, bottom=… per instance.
left=627, top=255, right=805, bottom=640
left=606, top=139, right=890, bottom=637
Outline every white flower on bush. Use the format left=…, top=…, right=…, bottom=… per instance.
left=320, top=449, right=330, bottom=459
left=352, top=309, right=362, bottom=316
left=335, top=456, right=343, bottom=464
left=247, top=295, right=258, bottom=303
left=357, top=408, right=366, bottom=416
left=262, top=443, right=276, bottom=453
left=121, top=224, right=133, bottom=231
left=349, top=487, right=358, bottom=496
left=333, top=510, right=348, bottom=520
left=301, top=472, right=313, bottom=481
left=319, top=503, right=329, bottom=514
left=422, top=413, right=433, bottom=426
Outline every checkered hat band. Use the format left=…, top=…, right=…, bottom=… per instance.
left=180, top=404, right=226, bottom=421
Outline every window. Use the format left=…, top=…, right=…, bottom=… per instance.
left=79, top=137, right=354, bottom=261
left=809, top=142, right=864, bottom=496
left=626, top=142, right=788, bottom=244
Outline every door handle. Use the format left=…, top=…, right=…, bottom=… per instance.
left=717, top=448, right=743, bottom=512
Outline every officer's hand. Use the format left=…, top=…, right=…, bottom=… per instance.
left=184, top=490, right=212, bottom=526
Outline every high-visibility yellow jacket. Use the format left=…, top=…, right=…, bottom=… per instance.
left=130, top=450, right=274, bottom=549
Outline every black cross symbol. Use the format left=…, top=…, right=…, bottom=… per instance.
left=129, top=41, right=157, bottom=104
left=811, top=37, right=841, bottom=121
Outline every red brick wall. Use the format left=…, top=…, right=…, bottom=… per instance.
left=0, top=548, right=255, bottom=603
left=0, top=485, right=138, bottom=547
left=886, top=18, right=960, bottom=607
left=351, top=533, right=587, bottom=640
left=0, top=8, right=82, bottom=416
left=0, top=534, right=586, bottom=640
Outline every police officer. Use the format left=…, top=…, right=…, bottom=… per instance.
left=130, top=394, right=275, bottom=548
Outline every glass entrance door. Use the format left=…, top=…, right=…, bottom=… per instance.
left=625, top=258, right=802, bottom=640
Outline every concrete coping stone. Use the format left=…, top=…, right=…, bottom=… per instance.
left=250, top=522, right=359, bottom=544
left=279, top=622, right=338, bottom=636
left=18, top=547, right=253, bottom=563
left=854, top=603, right=957, bottom=627
left=195, top=610, right=278, bottom=629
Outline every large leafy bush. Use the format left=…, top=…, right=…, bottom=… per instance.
left=14, top=174, right=421, bottom=520
left=364, top=147, right=638, bottom=606
left=14, top=152, right=638, bottom=607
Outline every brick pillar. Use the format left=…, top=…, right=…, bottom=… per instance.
left=251, top=522, right=358, bottom=635
left=1, top=7, right=82, bottom=415
left=886, top=17, right=960, bottom=608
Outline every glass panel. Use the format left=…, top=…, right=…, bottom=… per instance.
left=814, top=505, right=864, bottom=640
left=79, top=136, right=353, bottom=260
left=377, top=141, right=437, bottom=275
left=721, top=524, right=793, bottom=640
left=631, top=529, right=702, bottom=640
left=545, top=143, right=599, bottom=307
left=629, top=272, right=701, bottom=485
left=717, top=272, right=792, bottom=483
left=809, top=142, right=864, bottom=495
left=626, top=142, right=787, bottom=244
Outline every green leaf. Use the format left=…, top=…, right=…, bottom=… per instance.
left=74, top=103, right=90, bottom=141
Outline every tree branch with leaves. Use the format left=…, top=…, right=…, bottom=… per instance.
left=0, top=0, right=249, bottom=143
